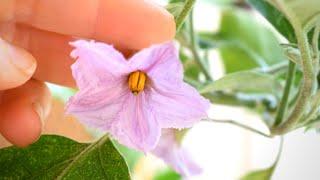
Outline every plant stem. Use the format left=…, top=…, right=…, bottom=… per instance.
left=273, top=61, right=296, bottom=126
left=205, top=118, right=272, bottom=138
left=175, top=0, right=196, bottom=31
left=189, top=10, right=213, bottom=81
left=271, top=0, right=314, bottom=135
left=312, top=23, right=320, bottom=68
left=304, top=90, right=320, bottom=122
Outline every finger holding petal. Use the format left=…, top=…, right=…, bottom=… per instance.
left=111, top=92, right=161, bottom=152
left=150, top=82, right=210, bottom=128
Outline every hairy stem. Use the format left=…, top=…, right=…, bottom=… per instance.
left=273, top=61, right=296, bottom=126
left=271, top=0, right=314, bottom=135
left=312, top=23, right=320, bottom=68
left=175, top=0, right=196, bottom=30
left=206, top=118, right=272, bottom=138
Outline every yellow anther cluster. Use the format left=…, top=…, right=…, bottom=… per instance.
left=128, top=71, right=147, bottom=95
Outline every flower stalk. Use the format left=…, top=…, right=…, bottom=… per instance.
left=189, top=10, right=213, bottom=81
left=273, top=61, right=296, bottom=127
left=206, top=118, right=272, bottom=138
left=175, top=0, right=196, bottom=31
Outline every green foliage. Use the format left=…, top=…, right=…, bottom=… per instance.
left=153, top=169, right=181, bottom=180
left=113, top=141, right=143, bottom=171
left=166, top=2, right=184, bottom=20
left=220, top=9, right=283, bottom=65
left=220, top=43, right=261, bottom=73
left=277, top=0, right=320, bottom=29
left=201, top=71, right=282, bottom=95
left=241, top=167, right=274, bottom=180
left=0, top=135, right=130, bottom=180
left=247, top=0, right=296, bottom=43
left=248, top=0, right=320, bottom=46
left=200, top=8, right=284, bottom=73
left=241, top=137, right=283, bottom=180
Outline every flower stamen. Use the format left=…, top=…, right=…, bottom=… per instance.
left=128, top=71, right=147, bottom=95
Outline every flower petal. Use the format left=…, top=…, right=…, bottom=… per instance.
left=66, top=81, right=129, bottom=130
left=150, top=81, right=210, bottom=128
left=67, top=40, right=132, bottom=130
left=128, top=42, right=183, bottom=83
left=70, top=40, right=130, bottom=89
left=110, top=92, right=161, bottom=152
left=152, top=129, right=202, bottom=177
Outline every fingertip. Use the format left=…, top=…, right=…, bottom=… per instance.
left=0, top=38, right=37, bottom=90
left=0, top=100, right=42, bottom=147
left=0, top=80, right=51, bottom=147
left=96, top=0, right=176, bottom=49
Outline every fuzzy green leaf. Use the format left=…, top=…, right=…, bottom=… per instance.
left=0, top=135, right=130, bottom=180
left=200, top=71, right=282, bottom=95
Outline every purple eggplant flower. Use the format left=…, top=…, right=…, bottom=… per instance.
left=66, top=40, right=210, bottom=152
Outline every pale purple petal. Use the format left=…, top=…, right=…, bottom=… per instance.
left=152, top=129, right=202, bottom=177
left=110, top=92, right=161, bottom=152
left=70, top=40, right=130, bottom=89
left=148, top=81, right=210, bottom=128
left=128, top=42, right=183, bottom=83
left=66, top=81, right=129, bottom=130
left=67, top=40, right=132, bottom=130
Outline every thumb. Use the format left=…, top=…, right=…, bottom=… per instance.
left=0, top=38, right=36, bottom=90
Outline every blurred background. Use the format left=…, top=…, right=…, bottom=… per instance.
left=2, top=0, right=320, bottom=180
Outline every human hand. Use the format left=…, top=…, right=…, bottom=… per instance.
left=0, top=0, right=175, bottom=147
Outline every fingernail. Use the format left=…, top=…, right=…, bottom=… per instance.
left=0, top=38, right=36, bottom=74
left=32, top=102, right=45, bottom=126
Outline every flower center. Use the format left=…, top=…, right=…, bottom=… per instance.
left=128, top=71, right=147, bottom=95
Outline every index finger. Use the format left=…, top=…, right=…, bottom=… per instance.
left=1, top=0, right=175, bottom=49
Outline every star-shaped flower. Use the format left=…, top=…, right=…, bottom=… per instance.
left=66, top=40, right=210, bottom=152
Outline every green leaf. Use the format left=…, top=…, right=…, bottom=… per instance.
left=220, top=43, right=263, bottom=73
left=241, top=167, right=274, bottom=180
left=248, top=0, right=320, bottom=46
left=113, top=141, right=143, bottom=171
left=0, top=135, right=130, bottom=180
left=247, top=0, right=296, bottom=43
left=275, top=0, right=320, bottom=29
left=166, top=2, right=184, bottom=20
left=200, top=71, right=282, bottom=95
left=241, top=137, right=284, bottom=180
left=211, top=9, right=284, bottom=73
